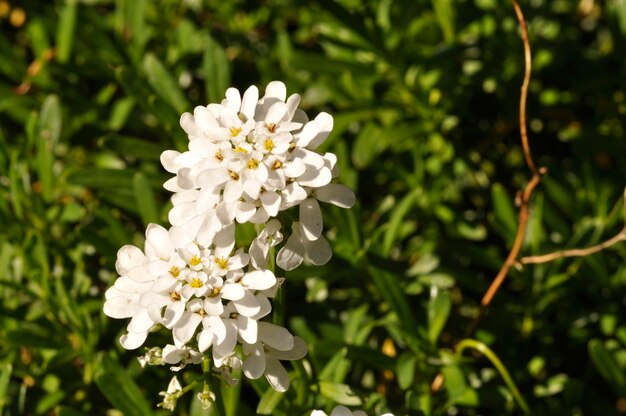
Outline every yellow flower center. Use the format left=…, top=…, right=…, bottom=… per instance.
left=247, top=158, right=259, bottom=170
left=169, top=266, right=180, bottom=278
left=189, top=255, right=201, bottom=266
left=264, top=138, right=274, bottom=152
left=209, top=287, right=221, bottom=297
left=271, top=160, right=282, bottom=170
left=190, top=277, right=203, bottom=288
left=235, top=146, right=248, bottom=153
left=267, top=123, right=277, bottom=133
left=229, top=170, right=240, bottom=180
left=230, top=126, right=242, bottom=137
left=215, top=257, right=229, bottom=270
left=215, top=150, right=223, bottom=161
left=170, top=291, right=181, bottom=301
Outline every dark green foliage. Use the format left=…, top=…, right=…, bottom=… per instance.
left=1, top=0, right=626, bottom=414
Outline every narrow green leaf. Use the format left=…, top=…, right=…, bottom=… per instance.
left=100, top=135, right=162, bottom=161
left=143, top=53, right=189, bottom=114
left=589, top=339, right=626, bottom=398
left=431, top=0, right=455, bottom=43
left=396, top=352, right=417, bottom=389
left=428, top=288, right=451, bottom=345
left=68, top=168, right=135, bottom=189
left=382, top=190, right=419, bottom=256
left=367, top=261, right=421, bottom=342
left=94, top=353, right=153, bottom=416
left=57, top=407, right=89, bottom=416
left=56, top=0, right=78, bottom=63
left=37, top=95, right=62, bottom=201
left=0, top=363, right=12, bottom=413
left=133, top=172, right=159, bottom=226
left=203, top=36, right=230, bottom=103
left=491, top=183, right=517, bottom=241
left=256, top=387, right=284, bottom=415
left=318, top=381, right=362, bottom=406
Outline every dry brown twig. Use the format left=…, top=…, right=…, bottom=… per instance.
left=518, top=188, right=626, bottom=265
left=464, top=0, right=545, bottom=338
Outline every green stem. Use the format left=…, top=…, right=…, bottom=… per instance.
left=455, top=339, right=530, bottom=414
left=203, top=356, right=227, bottom=416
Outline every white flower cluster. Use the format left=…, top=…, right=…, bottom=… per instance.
left=103, top=81, right=355, bottom=401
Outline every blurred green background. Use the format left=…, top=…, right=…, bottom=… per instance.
left=2, top=0, right=626, bottom=414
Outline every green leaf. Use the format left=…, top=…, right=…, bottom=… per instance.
left=256, top=387, right=284, bottom=415
left=133, top=172, right=159, bottom=226
left=0, top=363, right=12, bottom=413
left=37, top=94, right=62, bottom=201
left=100, top=135, right=163, bottom=160
left=431, top=0, right=455, bottom=43
left=428, top=288, right=451, bottom=345
left=491, top=183, right=517, bottom=242
left=56, top=0, right=78, bottom=63
left=143, top=53, right=189, bottom=114
left=382, top=190, right=419, bottom=256
left=589, top=339, right=626, bottom=398
left=57, top=407, right=89, bottom=416
left=396, top=352, right=417, bottom=389
left=203, top=36, right=230, bottom=103
left=94, top=353, right=153, bottom=416
left=318, top=381, right=362, bottom=406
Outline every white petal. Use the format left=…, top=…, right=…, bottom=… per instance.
left=259, top=322, right=294, bottom=351
left=214, top=223, right=236, bottom=253
left=115, top=245, right=145, bottom=276
left=298, top=165, right=332, bottom=188
left=269, top=336, right=308, bottom=360
left=264, top=81, right=286, bottom=102
left=304, top=234, right=332, bottom=266
left=103, top=296, right=138, bottom=319
left=172, top=313, right=203, bottom=344
left=221, top=283, right=245, bottom=301
left=163, top=301, right=186, bottom=328
left=237, top=316, right=258, bottom=344
left=260, top=191, right=281, bottom=217
left=300, top=198, right=323, bottom=240
left=283, top=158, right=306, bottom=178
left=315, top=183, right=356, bottom=208
left=197, top=329, right=215, bottom=353
left=224, top=88, right=241, bottom=112
left=307, top=112, right=334, bottom=150
left=242, top=270, right=276, bottom=291
left=119, top=331, right=148, bottom=350
left=295, top=120, right=319, bottom=148
left=214, top=319, right=238, bottom=358
left=240, top=86, right=259, bottom=121
left=265, top=102, right=287, bottom=125
left=235, top=202, right=256, bottom=223
left=223, top=180, right=243, bottom=203
left=276, top=232, right=304, bottom=271
left=330, top=406, right=353, bottom=416
left=264, top=359, right=290, bottom=392
left=284, top=93, right=301, bottom=120
left=251, top=294, right=272, bottom=320
left=145, top=224, right=172, bottom=259
left=168, top=202, right=196, bottom=227
left=180, top=112, right=200, bottom=136
left=161, top=150, right=182, bottom=173
left=128, top=308, right=155, bottom=333
left=233, top=290, right=261, bottom=317
left=242, top=344, right=265, bottom=379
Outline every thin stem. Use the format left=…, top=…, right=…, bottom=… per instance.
left=456, top=339, right=530, bottom=414
left=465, top=0, right=544, bottom=338
left=519, top=188, right=626, bottom=265
left=203, top=356, right=227, bottom=416
left=512, top=0, right=537, bottom=175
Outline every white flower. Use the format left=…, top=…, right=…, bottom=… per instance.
left=158, top=376, right=183, bottom=411
left=310, top=406, right=394, bottom=416
left=242, top=323, right=307, bottom=392
left=249, top=219, right=283, bottom=269
left=276, top=222, right=332, bottom=271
